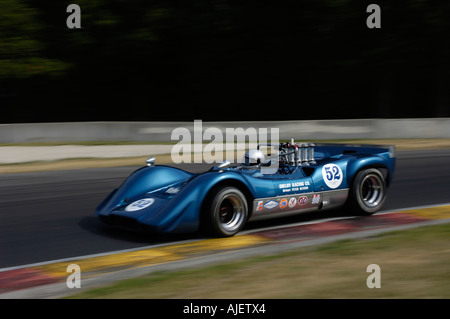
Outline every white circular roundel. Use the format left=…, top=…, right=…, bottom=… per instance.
left=125, top=198, right=155, bottom=212
left=322, top=164, right=343, bottom=189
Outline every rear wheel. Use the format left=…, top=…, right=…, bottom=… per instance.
left=347, top=168, right=387, bottom=215
left=203, top=186, right=248, bottom=237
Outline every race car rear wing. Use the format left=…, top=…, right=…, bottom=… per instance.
left=313, top=143, right=396, bottom=159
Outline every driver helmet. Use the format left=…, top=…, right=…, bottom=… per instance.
left=243, top=149, right=265, bottom=166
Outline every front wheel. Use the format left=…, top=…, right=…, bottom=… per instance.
left=347, top=168, right=387, bottom=215
left=203, top=186, right=248, bottom=237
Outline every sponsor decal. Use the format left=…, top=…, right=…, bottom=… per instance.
left=279, top=198, right=288, bottom=209
left=256, top=201, right=264, bottom=211
left=312, top=194, right=321, bottom=205
left=322, top=164, right=343, bottom=189
left=298, top=196, right=308, bottom=205
left=125, top=198, right=155, bottom=212
left=278, top=180, right=311, bottom=193
left=263, top=200, right=279, bottom=210
left=288, top=197, right=297, bottom=208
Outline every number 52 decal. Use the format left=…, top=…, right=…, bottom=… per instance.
left=322, top=164, right=343, bottom=189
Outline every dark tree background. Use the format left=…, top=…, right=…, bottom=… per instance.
left=1, top=0, right=449, bottom=123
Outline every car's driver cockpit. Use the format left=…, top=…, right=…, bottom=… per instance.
left=238, top=139, right=317, bottom=176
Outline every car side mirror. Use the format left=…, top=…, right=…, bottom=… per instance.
left=146, top=156, right=156, bottom=166
left=218, top=161, right=231, bottom=169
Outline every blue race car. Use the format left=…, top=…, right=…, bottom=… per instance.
left=96, top=141, right=395, bottom=237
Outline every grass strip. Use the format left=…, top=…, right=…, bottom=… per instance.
left=66, top=223, right=450, bottom=299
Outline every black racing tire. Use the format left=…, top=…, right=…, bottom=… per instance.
left=347, top=168, right=387, bottom=215
left=203, top=186, right=248, bottom=237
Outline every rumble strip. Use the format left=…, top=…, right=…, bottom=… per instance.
left=1, top=204, right=450, bottom=296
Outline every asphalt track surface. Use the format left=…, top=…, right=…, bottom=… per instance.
left=1, top=149, right=450, bottom=270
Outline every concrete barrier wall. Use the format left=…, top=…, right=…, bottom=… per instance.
left=0, top=118, right=449, bottom=143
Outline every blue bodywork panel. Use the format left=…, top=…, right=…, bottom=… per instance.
left=96, top=144, right=395, bottom=234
